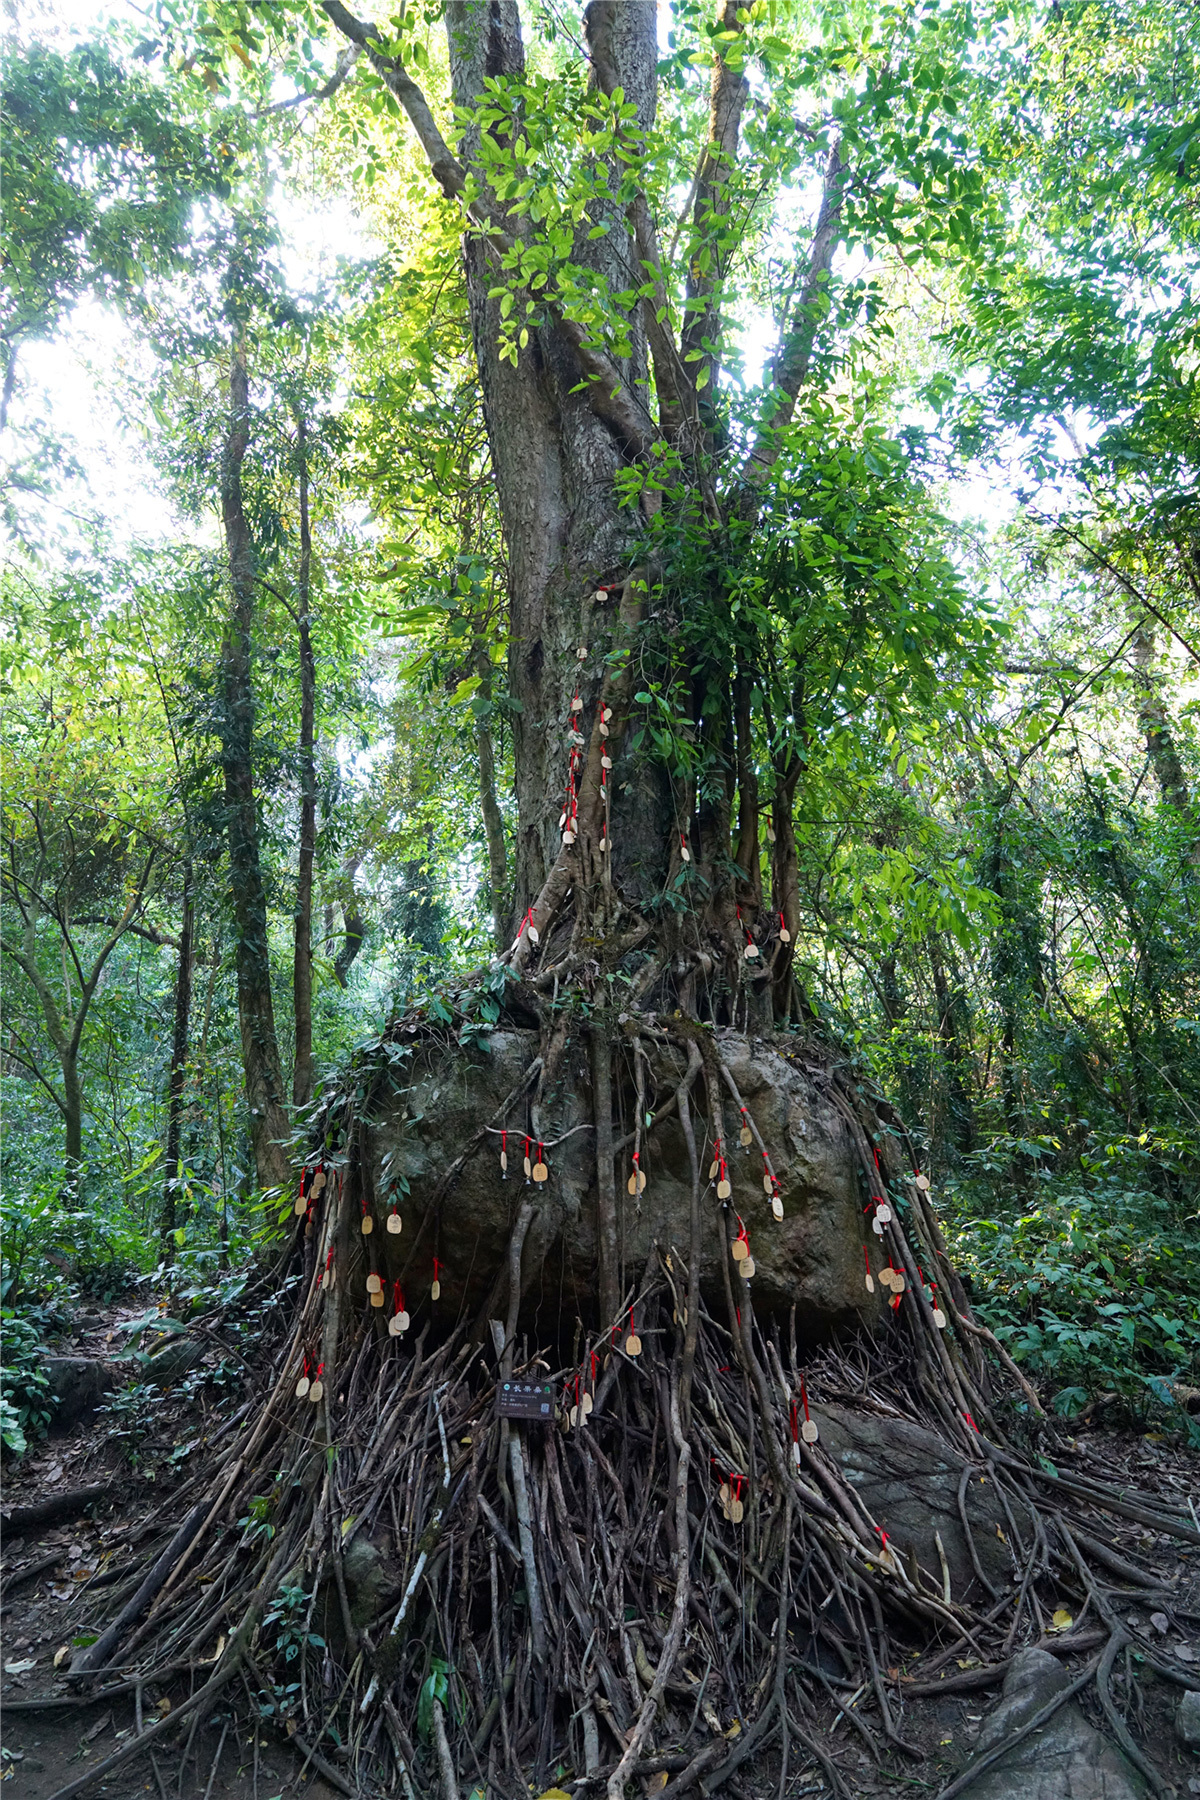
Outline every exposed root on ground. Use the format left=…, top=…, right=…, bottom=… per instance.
left=39, top=1012, right=1200, bottom=1800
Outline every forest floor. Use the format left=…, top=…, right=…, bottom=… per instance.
left=2, top=1298, right=1199, bottom=1800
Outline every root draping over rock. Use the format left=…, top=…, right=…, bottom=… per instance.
left=366, top=1026, right=885, bottom=1339
left=45, top=1012, right=1200, bottom=1800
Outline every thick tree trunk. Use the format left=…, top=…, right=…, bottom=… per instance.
left=161, top=862, right=195, bottom=1247
left=293, top=418, right=317, bottom=1109
left=62, top=1045, right=83, bottom=1174
left=474, top=643, right=509, bottom=952
left=219, top=342, right=293, bottom=1193
left=447, top=0, right=671, bottom=922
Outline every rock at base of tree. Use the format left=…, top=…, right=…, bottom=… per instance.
left=815, top=1404, right=1029, bottom=1602
left=962, top=1647, right=1148, bottom=1799
left=367, top=1027, right=884, bottom=1338
left=1178, top=1688, right=1200, bottom=1749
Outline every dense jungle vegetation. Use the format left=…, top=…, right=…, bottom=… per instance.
left=3, top=0, right=1199, bottom=1461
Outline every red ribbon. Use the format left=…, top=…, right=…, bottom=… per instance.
left=392, top=1280, right=404, bottom=1314
left=800, top=1377, right=811, bottom=1421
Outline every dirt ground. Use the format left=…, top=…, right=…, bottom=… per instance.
left=3, top=1309, right=1199, bottom=1798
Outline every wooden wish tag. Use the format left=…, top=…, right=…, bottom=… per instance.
left=778, top=911, right=791, bottom=944
left=925, top=1273, right=946, bottom=1327
left=532, top=1141, right=548, bottom=1183
left=625, top=1308, right=642, bottom=1357
left=366, top=1273, right=381, bottom=1295
left=799, top=1379, right=818, bottom=1444
left=738, top=1107, right=752, bottom=1148
left=627, top=1151, right=646, bottom=1195
left=523, top=1137, right=533, bottom=1179
left=295, top=1356, right=312, bottom=1399
left=321, top=1248, right=334, bottom=1292
left=913, top=1171, right=930, bottom=1191
left=387, top=1209, right=402, bottom=1235
left=719, top=1475, right=745, bottom=1525
left=294, top=1174, right=308, bottom=1217
left=308, top=1362, right=325, bottom=1404
left=387, top=1281, right=409, bottom=1336
left=360, top=1198, right=374, bottom=1235
left=875, top=1201, right=893, bottom=1225
left=431, top=1258, right=441, bottom=1302
left=863, top=1247, right=875, bottom=1294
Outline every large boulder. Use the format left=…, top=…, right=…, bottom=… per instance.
left=959, top=1647, right=1148, bottom=1799
left=815, top=1404, right=1028, bottom=1603
left=364, top=1027, right=883, bottom=1340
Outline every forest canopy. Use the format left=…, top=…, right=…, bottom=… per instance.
left=2, top=0, right=1199, bottom=1427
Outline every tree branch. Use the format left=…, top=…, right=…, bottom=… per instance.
left=740, top=142, right=845, bottom=495
left=320, top=0, right=660, bottom=462
left=1, top=1023, right=69, bottom=1119
left=74, top=917, right=182, bottom=952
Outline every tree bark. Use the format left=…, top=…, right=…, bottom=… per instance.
left=332, top=855, right=366, bottom=988
left=161, top=862, right=195, bottom=1247
left=293, top=416, right=317, bottom=1109
left=219, top=340, right=293, bottom=1193
left=443, top=0, right=670, bottom=917
left=474, top=643, right=509, bottom=952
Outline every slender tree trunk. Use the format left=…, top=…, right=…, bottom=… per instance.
left=333, top=856, right=366, bottom=988
left=928, top=934, right=975, bottom=1153
left=293, top=417, right=317, bottom=1108
left=161, top=863, right=195, bottom=1249
left=219, top=339, right=293, bottom=1193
